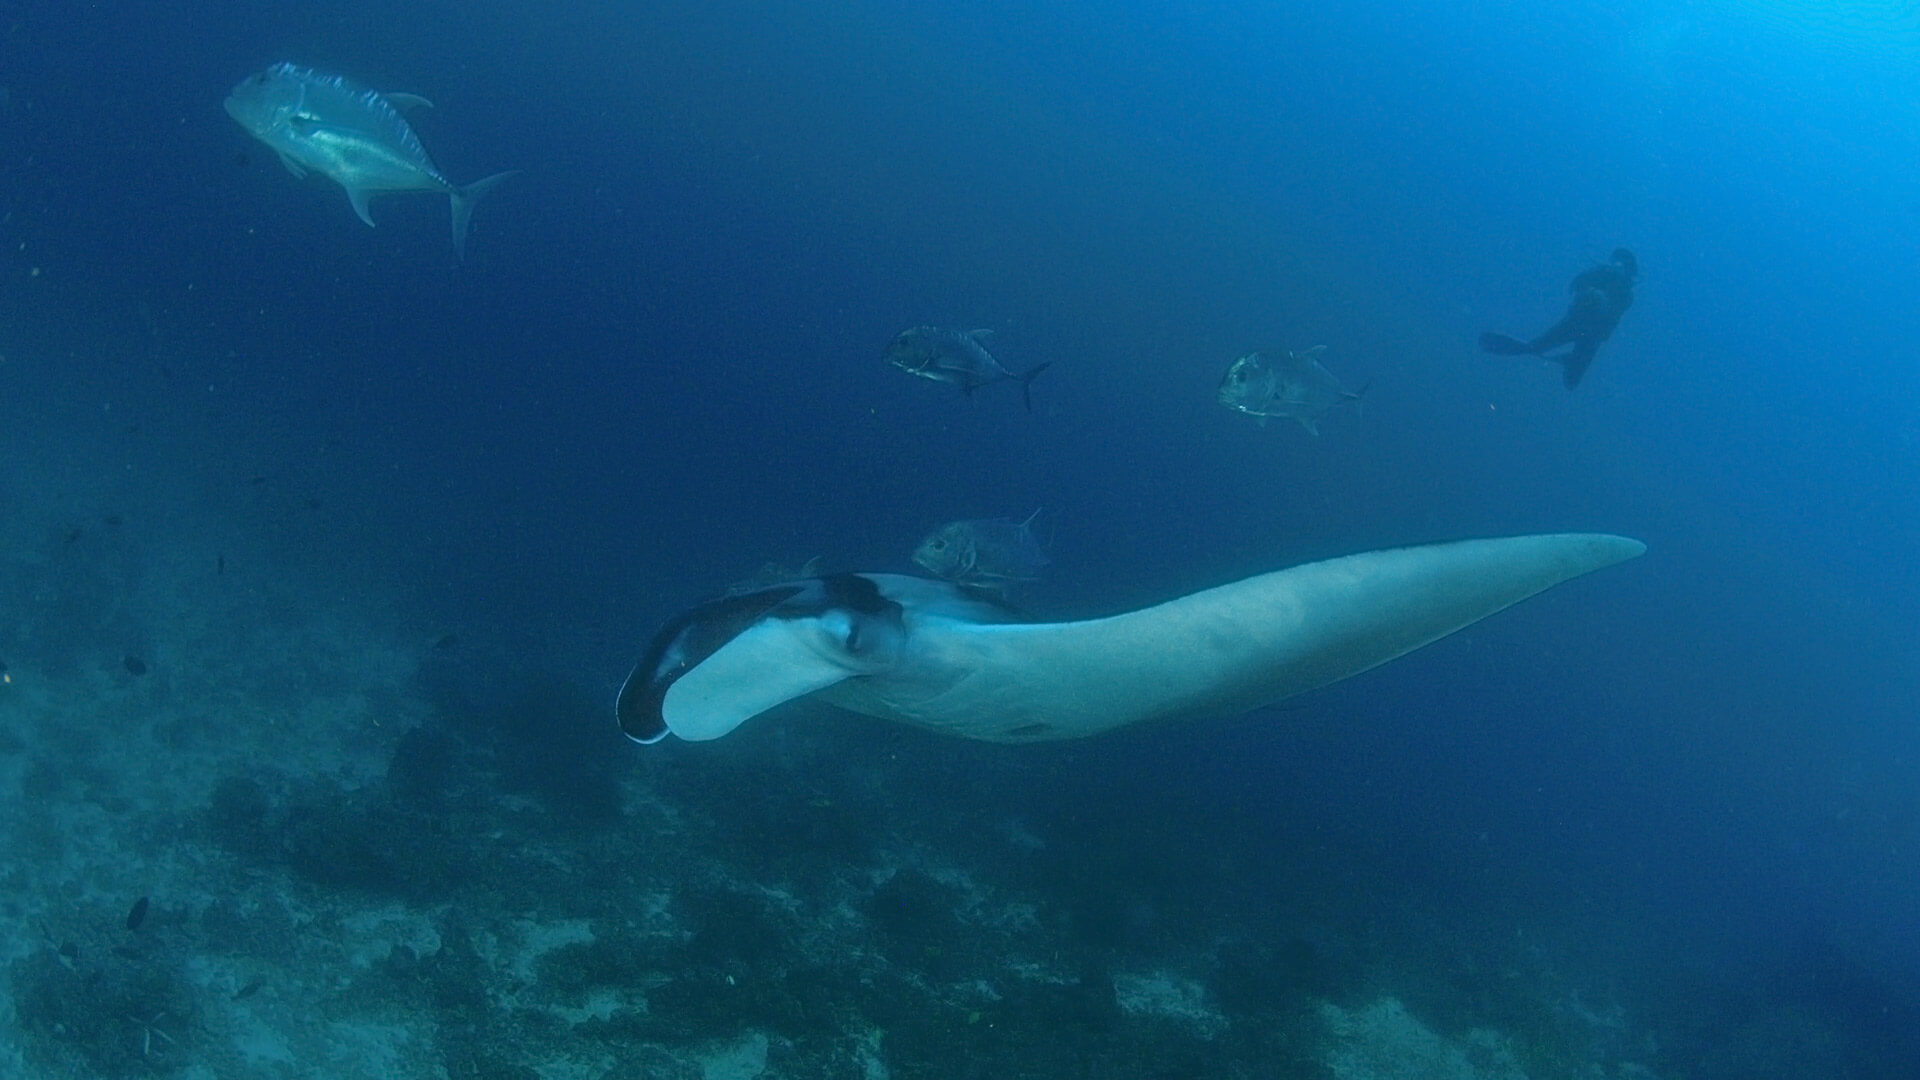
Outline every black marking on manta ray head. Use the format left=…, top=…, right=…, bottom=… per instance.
left=616, top=575, right=905, bottom=744
left=812, top=573, right=893, bottom=617
left=813, top=574, right=909, bottom=662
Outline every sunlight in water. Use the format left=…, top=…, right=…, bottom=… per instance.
left=1736, top=0, right=1920, bottom=52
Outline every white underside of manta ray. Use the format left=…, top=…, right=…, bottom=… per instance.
left=617, top=533, right=1645, bottom=745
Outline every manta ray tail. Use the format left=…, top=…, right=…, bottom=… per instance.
left=1478, top=332, right=1538, bottom=356
left=1018, top=362, right=1053, bottom=412
left=450, top=170, right=519, bottom=261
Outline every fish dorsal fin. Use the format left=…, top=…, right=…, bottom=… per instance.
left=969, top=328, right=995, bottom=341
left=1297, top=345, right=1328, bottom=360
left=1295, top=416, right=1321, bottom=436
left=344, top=185, right=377, bottom=227
left=384, top=92, right=435, bottom=113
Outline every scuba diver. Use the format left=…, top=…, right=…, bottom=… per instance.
left=1479, top=248, right=1637, bottom=389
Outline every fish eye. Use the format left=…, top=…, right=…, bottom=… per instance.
left=930, top=540, right=946, bottom=550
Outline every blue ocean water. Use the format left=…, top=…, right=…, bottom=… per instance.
left=1, top=1, right=1916, bottom=1077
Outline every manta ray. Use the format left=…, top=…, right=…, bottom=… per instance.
left=617, top=533, right=1644, bottom=745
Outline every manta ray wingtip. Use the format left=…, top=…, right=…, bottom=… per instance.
left=1562, top=532, right=1647, bottom=564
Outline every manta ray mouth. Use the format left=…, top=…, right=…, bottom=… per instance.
left=618, top=534, right=1647, bottom=746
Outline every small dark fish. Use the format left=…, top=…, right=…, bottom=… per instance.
left=884, top=326, right=1052, bottom=411
left=432, top=633, right=459, bottom=650
left=233, top=975, right=266, bottom=1000
left=124, top=656, right=149, bottom=677
left=126, top=896, right=150, bottom=931
left=724, top=556, right=825, bottom=597
left=217, top=554, right=226, bottom=576
left=103, top=514, right=123, bottom=528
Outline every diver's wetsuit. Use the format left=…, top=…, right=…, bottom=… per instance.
left=1480, top=249, right=1637, bottom=389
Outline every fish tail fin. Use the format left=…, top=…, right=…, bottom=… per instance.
left=1478, top=332, right=1536, bottom=356
left=1346, top=380, right=1372, bottom=419
left=450, top=170, right=519, bottom=261
left=1018, top=362, right=1052, bottom=412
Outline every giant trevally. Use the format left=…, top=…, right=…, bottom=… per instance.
left=1217, top=345, right=1367, bottom=435
left=224, top=63, right=515, bottom=259
left=884, top=326, right=1052, bottom=411
left=912, top=510, right=1049, bottom=590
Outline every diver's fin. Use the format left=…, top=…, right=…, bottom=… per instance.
left=1017, top=362, right=1052, bottom=413
left=1478, top=332, right=1536, bottom=355
left=385, top=92, right=435, bottom=113
left=449, top=170, right=519, bottom=261
left=344, top=185, right=377, bottom=227
left=1559, top=344, right=1597, bottom=389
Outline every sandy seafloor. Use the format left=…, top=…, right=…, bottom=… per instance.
left=2, top=362, right=1688, bottom=1080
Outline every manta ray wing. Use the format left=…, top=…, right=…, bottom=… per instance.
left=823, top=533, right=1644, bottom=741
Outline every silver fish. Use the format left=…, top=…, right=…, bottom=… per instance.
left=913, top=510, right=1048, bottom=588
left=1217, top=346, right=1366, bottom=435
left=224, top=63, right=515, bottom=259
left=884, top=326, right=1052, bottom=411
